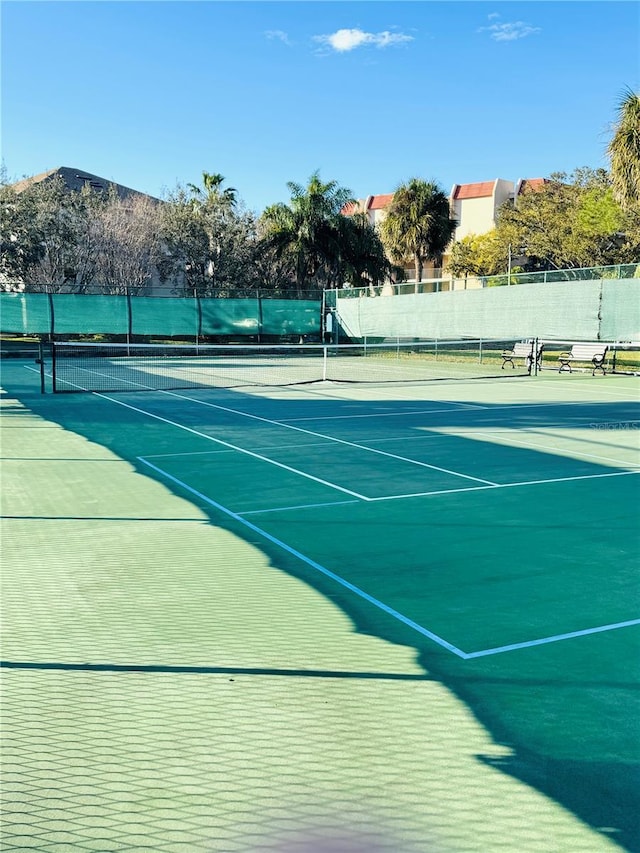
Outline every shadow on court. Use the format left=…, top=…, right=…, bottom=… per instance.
left=3, top=366, right=639, bottom=851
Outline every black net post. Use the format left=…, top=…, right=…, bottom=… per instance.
left=38, top=338, right=45, bottom=394
left=50, top=340, right=58, bottom=392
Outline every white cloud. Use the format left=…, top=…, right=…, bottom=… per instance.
left=480, top=20, right=541, bottom=42
left=265, top=30, right=291, bottom=45
left=314, top=28, right=413, bottom=53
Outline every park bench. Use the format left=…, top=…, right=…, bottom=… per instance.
left=558, top=343, right=608, bottom=375
left=501, top=341, right=542, bottom=372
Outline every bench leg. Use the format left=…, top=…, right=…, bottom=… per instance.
left=559, top=362, right=572, bottom=373
left=592, top=359, right=606, bottom=376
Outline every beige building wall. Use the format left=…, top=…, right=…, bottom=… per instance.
left=450, top=179, right=514, bottom=241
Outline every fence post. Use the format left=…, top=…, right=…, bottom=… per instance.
left=47, top=287, right=55, bottom=341
left=126, top=286, right=132, bottom=354
left=257, top=291, right=264, bottom=343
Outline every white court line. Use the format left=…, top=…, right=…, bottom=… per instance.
left=136, top=458, right=640, bottom=659
left=282, top=404, right=486, bottom=422
left=468, top=429, right=639, bottom=468
left=533, top=376, right=640, bottom=401
left=367, top=468, right=640, bottom=502
left=136, top=456, right=468, bottom=659
left=91, top=392, right=370, bottom=501
left=466, top=618, right=640, bottom=659
left=162, top=389, right=498, bottom=486
left=239, top=500, right=360, bottom=516
left=144, top=448, right=235, bottom=459
left=146, top=439, right=339, bottom=459
left=37, top=366, right=640, bottom=659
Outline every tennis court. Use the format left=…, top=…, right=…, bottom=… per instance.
left=2, top=353, right=639, bottom=852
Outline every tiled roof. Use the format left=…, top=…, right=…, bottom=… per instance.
left=452, top=181, right=496, bottom=200
left=517, top=178, right=547, bottom=194
left=368, top=193, right=394, bottom=210
left=341, top=201, right=360, bottom=216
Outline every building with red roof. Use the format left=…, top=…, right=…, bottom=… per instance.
left=344, top=178, right=545, bottom=280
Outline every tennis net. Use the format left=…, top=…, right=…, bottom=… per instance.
left=49, top=338, right=536, bottom=393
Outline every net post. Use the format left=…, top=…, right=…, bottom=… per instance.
left=533, top=337, right=539, bottom=376
left=38, top=338, right=45, bottom=394
left=322, top=345, right=328, bottom=380
left=50, top=341, right=58, bottom=392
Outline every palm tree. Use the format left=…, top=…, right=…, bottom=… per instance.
left=608, top=87, right=640, bottom=210
left=379, top=178, right=457, bottom=282
left=188, top=171, right=238, bottom=209
left=183, top=172, right=239, bottom=288
left=337, top=212, right=393, bottom=289
left=260, top=171, right=355, bottom=292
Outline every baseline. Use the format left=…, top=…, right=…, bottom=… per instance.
left=466, top=619, right=640, bottom=659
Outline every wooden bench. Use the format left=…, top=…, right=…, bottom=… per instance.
left=558, top=343, right=608, bottom=375
left=501, top=341, right=542, bottom=372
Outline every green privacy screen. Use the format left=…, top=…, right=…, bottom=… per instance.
left=260, top=299, right=321, bottom=336
left=130, top=296, right=199, bottom=337
left=0, top=292, right=322, bottom=338
left=600, top=279, right=640, bottom=341
left=52, top=295, right=130, bottom=335
left=200, top=298, right=260, bottom=336
left=334, top=279, right=639, bottom=342
left=0, top=293, right=52, bottom=335
left=6, top=282, right=636, bottom=342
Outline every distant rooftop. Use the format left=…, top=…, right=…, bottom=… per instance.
left=343, top=179, right=547, bottom=216
left=11, top=167, right=160, bottom=202
left=451, top=181, right=498, bottom=200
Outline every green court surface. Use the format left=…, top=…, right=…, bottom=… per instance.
left=1, top=358, right=639, bottom=852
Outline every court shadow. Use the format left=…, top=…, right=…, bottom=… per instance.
left=4, top=374, right=639, bottom=850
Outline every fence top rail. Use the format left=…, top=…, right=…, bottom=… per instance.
left=328, top=263, right=640, bottom=298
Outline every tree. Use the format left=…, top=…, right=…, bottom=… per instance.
left=608, top=87, right=640, bottom=210
left=188, top=171, right=238, bottom=210
left=91, top=188, right=164, bottom=294
left=160, top=179, right=260, bottom=296
left=379, top=179, right=457, bottom=282
left=0, top=175, right=101, bottom=291
left=496, top=168, right=629, bottom=270
left=448, top=231, right=506, bottom=277
left=336, top=212, right=394, bottom=289
left=259, top=171, right=356, bottom=292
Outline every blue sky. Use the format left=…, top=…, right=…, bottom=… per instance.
left=2, top=1, right=638, bottom=213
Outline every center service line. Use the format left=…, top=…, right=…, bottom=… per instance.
left=162, top=389, right=498, bottom=486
